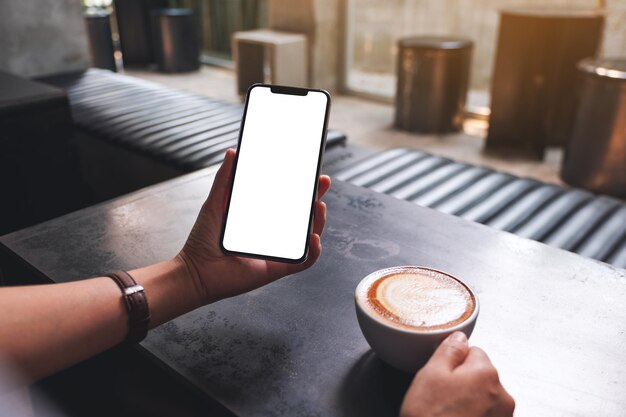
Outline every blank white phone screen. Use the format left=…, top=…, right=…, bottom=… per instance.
left=222, top=85, right=329, bottom=261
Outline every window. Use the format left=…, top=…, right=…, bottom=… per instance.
left=345, top=0, right=626, bottom=108
left=174, top=0, right=267, bottom=66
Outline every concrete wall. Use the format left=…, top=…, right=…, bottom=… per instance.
left=0, top=0, right=90, bottom=78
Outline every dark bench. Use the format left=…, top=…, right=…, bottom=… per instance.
left=41, top=69, right=348, bottom=202
left=0, top=71, right=84, bottom=235
left=328, top=147, right=626, bottom=269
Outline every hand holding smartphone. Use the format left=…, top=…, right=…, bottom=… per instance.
left=220, top=84, right=331, bottom=263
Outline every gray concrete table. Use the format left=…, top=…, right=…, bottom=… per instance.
left=1, top=166, right=625, bottom=416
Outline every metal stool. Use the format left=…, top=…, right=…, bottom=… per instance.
left=486, top=8, right=604, bottom=158
left=561, top=58, right=626, bottom=198
left=151, top=8, right=200, bottom=73
left=114, top=0, right=168, bottom=65
left=394, top=36, right=473, bottom=134
left=85, top=11, right=116, bottom=72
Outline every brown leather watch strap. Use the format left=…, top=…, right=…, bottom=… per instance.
left=106, top=271, right=151, bottom=343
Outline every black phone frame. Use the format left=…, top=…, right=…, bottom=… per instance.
left=219, top=83, right=331, bottom=264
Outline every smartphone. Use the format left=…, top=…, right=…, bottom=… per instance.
left=220, top=84, right=331, bottom=263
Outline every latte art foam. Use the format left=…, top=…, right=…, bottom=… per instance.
left=358, top=268, right=476, bottom=331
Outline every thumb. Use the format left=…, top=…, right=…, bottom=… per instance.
left=427, top=331, right=469, bottom=371
left=206, top=148, right=236, bottom=211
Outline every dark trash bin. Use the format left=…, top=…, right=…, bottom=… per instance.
left=151, top=8, right=200, bottom=73
left=394, top=36, right=473, bottom=134
left=561, top=58, right=626, bottom=198
left=85, top=11, right=117, bottom=72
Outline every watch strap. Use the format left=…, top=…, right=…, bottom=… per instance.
left=106, top=270, right=151, bottom=343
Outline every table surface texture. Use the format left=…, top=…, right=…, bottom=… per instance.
left=2, top=168, right=625, bottom=417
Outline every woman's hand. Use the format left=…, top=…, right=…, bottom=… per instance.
left=0, top=148, right=328, bottom=384
left=400, top=332, right=515, bottom=417
left=179, top=148, right=331, bottom=305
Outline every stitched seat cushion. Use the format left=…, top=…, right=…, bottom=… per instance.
left=43, top=69, right=347, bottom=172
left=332, top=148, right=626, bottom=269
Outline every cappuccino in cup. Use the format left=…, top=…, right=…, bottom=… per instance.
left=355, top=266, right=478, bottom=372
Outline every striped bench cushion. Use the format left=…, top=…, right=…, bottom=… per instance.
left=332, top=148, right=626, bottom=269
left=43, top=69, right=347, bottom=171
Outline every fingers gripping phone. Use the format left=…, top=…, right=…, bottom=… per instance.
left=220, top=84, right=331, bottom=263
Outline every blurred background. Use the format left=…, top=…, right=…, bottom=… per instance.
left=81, top=0, right=626, bottom=100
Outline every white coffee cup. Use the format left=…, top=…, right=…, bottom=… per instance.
left=354, top=266, right=479, bottom=373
